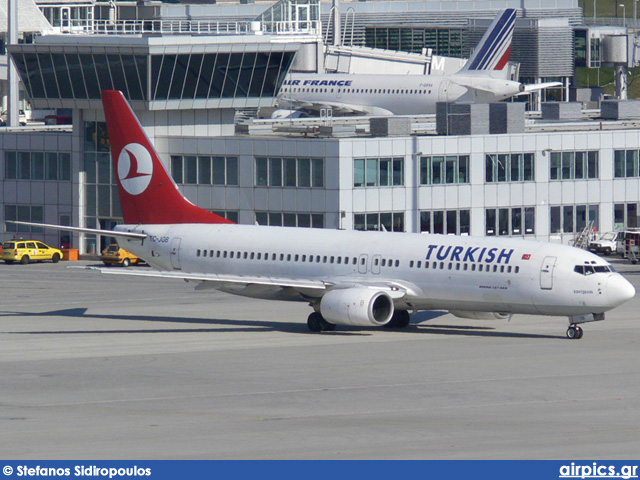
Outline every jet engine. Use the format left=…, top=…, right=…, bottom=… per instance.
left=449, top=310, right=511, bottom=320
left=320, top=288, right=394, bottom=327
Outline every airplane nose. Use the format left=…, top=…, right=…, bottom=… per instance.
left=607, top=274, right=636, bottom=307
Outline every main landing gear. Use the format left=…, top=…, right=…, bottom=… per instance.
left=307, top=312, right=336, bottom=332
left=566, top=324, right=584, bottom=340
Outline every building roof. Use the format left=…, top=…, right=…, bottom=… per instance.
left=0, top=0, right=53, bottom=33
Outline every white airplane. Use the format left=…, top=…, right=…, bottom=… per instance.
left=273, top=9, right=562, bottom=117
left=12, top=90, right=634, bottom=339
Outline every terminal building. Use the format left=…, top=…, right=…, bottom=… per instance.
left=1, top=0, right=640, bottom=254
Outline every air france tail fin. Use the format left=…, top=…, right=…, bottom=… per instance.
left=459, top=8, right=516, bottom=74
left=101, top=90, right=234, bottom=225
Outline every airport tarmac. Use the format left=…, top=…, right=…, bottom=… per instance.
left=0, top=258, right=638, bottom=460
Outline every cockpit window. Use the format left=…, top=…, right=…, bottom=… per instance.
left=574, top=264, right=612, bottom=275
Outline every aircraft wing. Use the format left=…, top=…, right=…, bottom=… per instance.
left=90, top=267, right=418, bottom=300
left=5, top=220, right=147, bottom=241
left=278, top=97, right=392, bottom=116
left=519, top=81, right=563, bottom=94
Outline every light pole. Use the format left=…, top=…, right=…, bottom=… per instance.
left=634, top=0, right=638, bottom=29
left=620, top=3, right=627, bottom=28
left=594, top=0, right=597, bottom=21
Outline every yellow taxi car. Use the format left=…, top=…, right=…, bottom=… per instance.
left=101, top=244, right=142, bottom=267
left=1, top=240, right=62, bottom=264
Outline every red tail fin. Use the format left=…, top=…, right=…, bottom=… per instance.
left=101, top=90, right=234, bottom=225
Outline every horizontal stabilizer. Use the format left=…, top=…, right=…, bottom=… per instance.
left=520, top=81, right=563, bottom=94
left=5, top=220, right=147, bottom=240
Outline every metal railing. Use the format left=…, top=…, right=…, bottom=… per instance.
left=49, top=19, right=322, bottom=36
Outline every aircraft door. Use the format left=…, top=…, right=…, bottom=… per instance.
left=540, top=256, right=557, bottom=290
left=438, top=79, right=451, bottom=103
left=358, top=254, right=368, bottom=274
left=372, top=254, right=382, bottom=275
left=170, top=237, right=182, bottom=270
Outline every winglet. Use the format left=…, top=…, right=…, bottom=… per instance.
left=101, top=90, right=234, bottom=225
left=459, top=9, right=517, bottom=73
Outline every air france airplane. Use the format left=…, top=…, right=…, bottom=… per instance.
left=273, top=9, right=561, bottom=117
left=14, top=90, right=634, bottom=339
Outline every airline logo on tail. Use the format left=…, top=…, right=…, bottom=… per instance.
left=462, top=8, right=516, bottom=72
left=118, top=143, right=153, bottom=196
left=102, top=90, right=235, bottom=225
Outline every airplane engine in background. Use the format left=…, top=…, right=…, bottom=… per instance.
left=449, top=310, right=512, bottom=320
left=320, top=288, right=394, bottom=326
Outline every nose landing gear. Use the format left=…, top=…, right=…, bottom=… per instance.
left=566, top=324, right=584, bottom=339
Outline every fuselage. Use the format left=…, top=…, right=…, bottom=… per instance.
left=278, top=73, right=523, bottom=115
left=117, top=223, right=634, bottom=317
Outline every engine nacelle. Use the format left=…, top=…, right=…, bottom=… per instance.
left=320, top=288, right=394, bottom=327
left=449, top=310, right=511, bottom=320
left=271, top=109, right=305, bottom=119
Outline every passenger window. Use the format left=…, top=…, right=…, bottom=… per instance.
left=380, top=259, right=384, bottom=267
left=243, top=252, right=248, bottom=259
left=287, top=254, right=291, bottom=261
left=197, top=249, right=201, bottom=257
left=515, top=266, right=520, bottom=273
left=295, top=254, right=299, bottom=262
left=27, top=242, right=36, bottom=249
left=417, top=261, right=422, bottom=268
left=203, top=250, right=207, bottom=257
left=330, top=256, right=335, bottom=263
left=410, top=261, right=414, bottom=268
left=479, top=264, right=483, bottom=272
left=250, top=252, right=255, bottom=260
left=37, top=242, right=48, bottom=249
left=210, top=250, right=214, bottom=257
left=395, top=260, right=399, bottom=267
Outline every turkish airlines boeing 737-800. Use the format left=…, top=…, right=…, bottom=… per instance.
left=12, top=90, right=634, bottom=339
left=273, top=9, right=561, bottom=117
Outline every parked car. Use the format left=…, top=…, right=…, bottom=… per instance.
left=588, top=231, right=619, bottom=255
left=1, top=240, right=62, bottom=264
left=101, top=244, right=142, bottom=267
left=0, top=109, right=27, bottom=126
